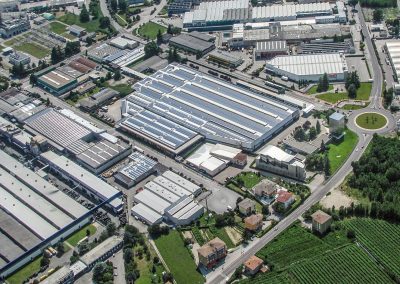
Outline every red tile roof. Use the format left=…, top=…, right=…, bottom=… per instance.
left=311, top=210, right=332, bottom=224
left=244, top=255, right=263, bottom=271
left=276, top=191, right=293, bottom=203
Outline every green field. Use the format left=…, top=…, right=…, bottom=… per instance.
left=307, top=84, right=334, bottom=95
left=137, top=22, right=167, bottom=39
left=355, top=113, right=387, bottom=129
left=327, top=129, right=358, bottom=173
left=316, top=83, right=372, bottom=104
left=49, top=21, right=68, bottom=34
left=154, top=230, right=204, bottom=284
left=14, top=42, right=49, bottom=59
left=115, top=13, right=127, bottom=27
left=58, top=8, right=103, bottom=33
left=342, top=104, right=365, bottom=110
left=100, top=82, right=132, bottom=97
left=6, top=256, right=42, bottom=284
left=256, top=225, right=332, bottom=270
left=66, top=224, right=97, bottom=246
left=242, top=222, right=395, bottom=284
left=233, top=172, right=262, bottom=189
left=343, top=218, right=400, bottom=278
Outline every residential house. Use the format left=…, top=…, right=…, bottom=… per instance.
left=238, top=198, right=256, bottom=216
left=233, top=152, right=247, bottom=167
left=311, top=210, right=332, bottom=234
left=244, top=255, right=264, bottom=275
left=253, top=179, right=277, bottom=198
left=197, top=238, right=227, bottom=268
left=276, top=191, right=294, bottom=209
left=244, top=213, right=263, bottom=231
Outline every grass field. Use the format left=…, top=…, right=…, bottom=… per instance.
left=49, top=21, right=68, bottom=34
left=256, top=225, right=332, bottom=270
left=58, top=9, right=102, bottom=32
left=233, top=172, right=262, bottom=189
left=307, top=84, right=334, bottom=95
left=66, top=224, right=97, bottom=246
left=316, top=83, right=372, bottom=104
left=327, top=129, right=358, bottom=173
left=154, top=230, right=204, bottom=284
left=342, top=104, right=365, bottom=110
left=137, top=22, right=167, bottom=39
left=101, top=82, right=132, bottom=97
left=134, top=243, right=164, bottom=284
left=355, top=113, right=387, bottom=129
left=343, top=218, right=400, bottom=278
left=6, top=256, right=42, bottom=284
left=116, top=13, right=127, bottom=27
left=14, top=42, right=49, bottom=59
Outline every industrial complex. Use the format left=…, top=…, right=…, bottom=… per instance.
left=120, top=63, right=299, bottom=154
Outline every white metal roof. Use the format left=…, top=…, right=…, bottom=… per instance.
left=252, top=2, right=332, bottom=20
left=259, top=145, right=294, bottom=163
left=162, top=170, right=200, bottom=194
left=131, top=203, right=163, bottom=224
left=200, top=156, right=226, bottom=171
left=133, top=190, right=172, bottom=214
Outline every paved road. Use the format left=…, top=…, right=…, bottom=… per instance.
left=206, top=5, right=394, bottom=283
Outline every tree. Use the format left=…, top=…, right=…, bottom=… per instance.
left=373, top=9, right=383, bottom=23
left=56, top=242, right=65, bottom=257
left=348, top=83, right=357, bottom=98
left=40, top=255, right=50, bottom=267
left=309, top=126, right=317, bottom=140
left=110, top=0, right=117, bottom=11
left=80, top=4, right=90, bottom=22
left=78, top=241, right=90, bottom=255
left=324, top=154, right=331, bottom=177
left=100, top=16, right=111, bottom=29
left=316, top=120, right=321, bottom=134
left=348, top=0, right=357, bottom=7
left=144, top=41, right=160, bottom=58
left=156, top=29, right=162, bottom=44
left=65, top=41, right=80, bottom=57
left=345, top=71, right=360, bottom=90
left=106, top=222, right=117, bottom=236
left=262, top=205, right=269, bottom=215
left=383, top=87, right=394, bottom=108
left=118, top=0, right=127, bottom=12
left=316, top=73, right=329, bottom=92
left=294, top=128, right=306, bottom=142
left=113, top=69, right=122, bottom=81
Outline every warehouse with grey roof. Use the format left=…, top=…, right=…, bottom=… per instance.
left=120, top=63, right=299, bottom=152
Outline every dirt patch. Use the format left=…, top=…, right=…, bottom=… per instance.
left=225, top=227, right=242, bottom=246
left=320, top=188, right=355, bottom=209
left=182, top=230, right=194, bottom=241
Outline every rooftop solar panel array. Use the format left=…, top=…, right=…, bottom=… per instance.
left=119, top=152, right=157, bottom=182
left=122, top=63, right=297, bottom=150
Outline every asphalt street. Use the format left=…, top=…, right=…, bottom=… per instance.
left=206, top=5, right=395, bottom=283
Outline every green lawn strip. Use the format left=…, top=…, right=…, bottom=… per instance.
left=137, top=22, right=167, bottom=39
left=66, top=224, right=97, bottom=246
left=14, top=43, right=49, bottom=59
left=49, top=21, right=68, bottom=34
left=6, top=256, right=42, bottom=284
left=154, top=230, right=204, bottom=284
left=255, top=224, right=332, bottom=270
left=4, top=36, right=24, bottom=46
left=62, top=32, right=77, bottom=40
left=116, top=13, right=127, bottom=26
left=341, top=104, right=364, bottom=110
left=355, top=113, right=387, bottom=129
left=307, top=84, right=334, bottom=95
left=327, top=129, right=358, bottom=173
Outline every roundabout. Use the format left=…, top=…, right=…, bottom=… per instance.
left=355, top=112, right=388, bottom=130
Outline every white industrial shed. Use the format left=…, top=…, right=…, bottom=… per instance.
left=131, top=171, right=204, bottom=225
left=385, top=41, right=400, bottom=82
left=266, top=53, right=348, bottom=82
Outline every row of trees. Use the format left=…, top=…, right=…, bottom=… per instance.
left=316, top=73, right=330, bottom=93
left=51, top=41, right=81, bottom=64
left=293, top=120, right=321, bottom=142
left=345, top=71, right=360, bottom=98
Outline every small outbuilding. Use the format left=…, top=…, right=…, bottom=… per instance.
left=238, top=198, right=256, bottom=216
left=244, top=255, right=264, bottom=275
left=311, top=210, right=332, bottom=234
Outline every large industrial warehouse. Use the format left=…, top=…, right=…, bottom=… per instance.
left=120, top=64, right=299, bottom=153
left=131, top=171, right=203, bottom=225
left=266, top=53, right=348, bottom=82
left=0, top=150, right=90, bottom=278
left=385, top=41, right=400, bottom=83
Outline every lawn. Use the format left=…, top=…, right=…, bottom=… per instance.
left=154, top=230, right=204, bottom=284
left=233, top=172, right=262, bottom=189
left=327, top=129, right=358, bottom=173
left=137, top=22, right=167, bottom=40
left=65, top=224, right=97, bottom=246
left=101, top=82, right=133, bottom=97
left=116, top=13, right=127, bottom=27
left=49, top=21, right=68, bottom=34
left=307, top=84, right=334, bottom=95
left=14, top=42, right=49, bottom=59
left=343, top=218, right=400, bottom=278
left=342, top=104, right=364, bottom=110
left=6, top=256, right=42, bottom=284
left=355, top=113, right=387, bottom=129
left=134, top=243, right=164, bottom=284
left=316, top=83, right=372, bottom=104
left=58, top=8, right=103, bottom=33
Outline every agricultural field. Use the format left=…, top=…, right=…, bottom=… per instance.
left=256, top=225, right=332, bottom=270
left=290, top=245, right=393, bottom=284
left=154, top=230, right=204, bottom=284
left=343, top=218, right=400, bottom=278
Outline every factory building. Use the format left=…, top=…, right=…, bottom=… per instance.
left=115, top=152, right=158, bottom=188
left=0, top=150, right=90, bottom=279
left=385, top=41, right=400, bottom=84
left=87, top=43, right=121, bottom=63
left=80, top=88, right=120, bottom=111
left=110, top=36, right=139, bottom=50
left=9, top=51, right=30, bottom=66
left=255, top=40, right=288, bottom=60
left=169, top=32, right=215, bottom=56
left=131, top=171, right=203, bottom=225
left=40, top=151, right=123, bottom=213
left=0, top=16, right=31, bottom=38
left=207, top=49, right=243, bottom=68
left=255, top=145, right=306, bottom=180
left=266, top=53, right=348, bottom=82
left=36, top=67, right=78, bottom=96
left=0, top=0, right=19, bottom=12
left=120, top=63, right=299, bottom=152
